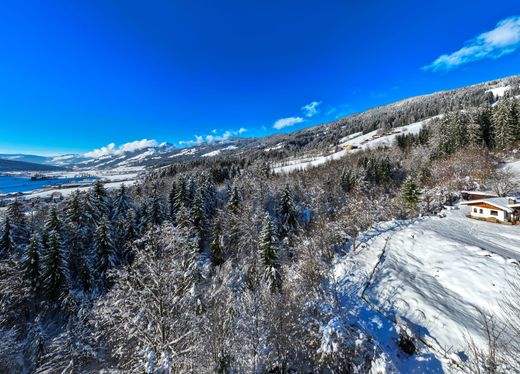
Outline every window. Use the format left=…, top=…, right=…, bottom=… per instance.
left=490, top=210, right=498, bottom=216
left=479, top=209, right=483, bottom=214
left=473, top=208, right=478, bottom=213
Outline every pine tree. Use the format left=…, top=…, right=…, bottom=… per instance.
left=401, top=176, right=421, bottom=211
left=259, top=213, right=278, bottom=289
left=93, top=215, right=115, bottom=284
left=65, top=190, right=85, bottom=228
left=210, top=220, right=225, bottom=266
left=41, top=229, right=69, bottom=301
left=0, top=217, right=15, bottom=257
left=25, top=233, right=41, bottom=289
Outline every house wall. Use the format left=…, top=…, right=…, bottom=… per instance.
left=468, top=205, right=507, bottom=222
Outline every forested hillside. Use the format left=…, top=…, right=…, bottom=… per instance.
left=1, top=76, right=520, bottom=373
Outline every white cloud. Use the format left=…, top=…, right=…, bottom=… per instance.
left=179, top=128, right=247, bottom=146
left=301, top=101, right=321, bottom=117
left=424, top=16, right=520, bottom=71
left=273, top=116, right=304, bottom=130
left=84, top=139, right=158, bottom=158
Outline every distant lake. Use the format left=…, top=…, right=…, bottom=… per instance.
left=0, top=175, right=95, bottom=194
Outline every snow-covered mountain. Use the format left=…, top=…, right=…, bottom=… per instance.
left=2, top=74, right=519, bottom=172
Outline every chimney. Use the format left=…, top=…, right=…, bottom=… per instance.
left=507, top=197, right=517, bottom=205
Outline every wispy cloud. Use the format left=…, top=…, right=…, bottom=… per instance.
left=273, top=117, right=304, bottom=130
left=84, top=139, right=159, bottom=158
left=179, top=128, right=247, bottom=146
left=301, top=101, right=321, bottom=117
left=424, top=16, right=520, bottom=72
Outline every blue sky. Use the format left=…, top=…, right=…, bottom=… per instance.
left=1, top=1, right=520, bottom=155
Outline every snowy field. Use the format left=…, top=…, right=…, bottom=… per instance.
left=272, top=118, right=435, bottom=174
left=334, top=207, right=520, bottom=372
left=0, top=168, right=142, bottom=201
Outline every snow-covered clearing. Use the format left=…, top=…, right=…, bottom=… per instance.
left=503, top=159, right=520, bottom=181
left=486, top=86, right=511, bottom=99
left=273, top=118, right=435, bottom=174
left=333, top=207, right=520, bottom=372
left=21, top=180, right=137, bottom=200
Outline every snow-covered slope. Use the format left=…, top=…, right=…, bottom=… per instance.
left=334, top=207, right=520, bottom=372
left=272, top=117, right=434, bottom=174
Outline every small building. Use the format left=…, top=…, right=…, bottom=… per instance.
left=461, top=190, right=498, bottom=201
left=460, top=196, right=520, bottom=224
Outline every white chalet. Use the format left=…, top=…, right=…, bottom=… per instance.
left=460, top=195, right=520, bottom=224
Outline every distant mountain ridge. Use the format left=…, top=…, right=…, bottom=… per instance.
left=2, top=74, right=519, bottom=171
left=0, top=158, right=65, bottom=172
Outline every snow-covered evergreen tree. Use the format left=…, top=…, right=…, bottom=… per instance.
left=93, top=215, right=115, bottom=287
left=277, top=185, right=298, bottom=238
left=24, top=233, right=41, bottom=290
left=0, top=217, right=15, bottom=257
left=493, top=100, right=515, bottom=150
left=41, top=229, right=69, bottom=301
left=210, top=219, right=225, bottom=266
left=259, top=213, right=278, bottom=289
left=401, top=176, right=421, bottom=212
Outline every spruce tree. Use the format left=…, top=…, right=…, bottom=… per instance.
left=168, top=182, right=177, bottom=221
left=25, top=233, right=41, bottom=289
left=210, top=220, right=225, bottom=266
left=340, top=169, right=356, bottom=193
left=0, top=217, right=15, bottom=257
left=467, top=111, right=482, bottom=146
left=227, top=184, right=241, bottom=215
left=87, top=180, right=109, bottom=223
left=93, top=215, right=115, bottom=284
left=493, top=100, right=515, bottom=150
left=278, top=185, right=298, bottom=238
left=259, top=213, right=278, bottom=289
left=6, top=199, right=28, bottom=245
left=148, top=184, right=164, bottom=227
left=41, top=230, right=69, bottom=301
left=401, top=176, right=421, bottom=211
left=112, top=183, right=132, bottom=221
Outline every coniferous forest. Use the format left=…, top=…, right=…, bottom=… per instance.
left=2, top=79, right=520, bottom=373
